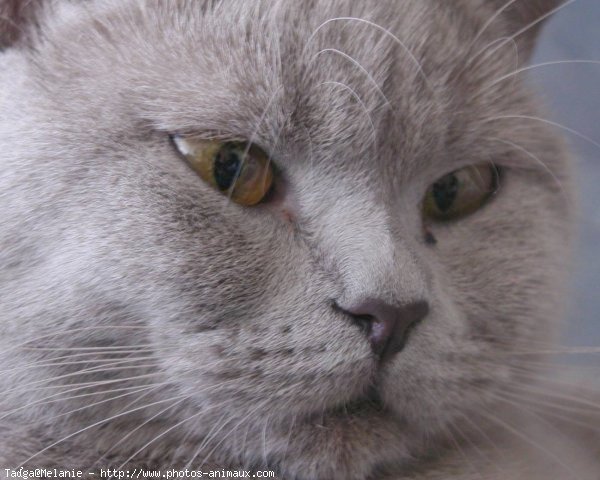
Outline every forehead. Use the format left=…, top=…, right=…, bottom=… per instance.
left=36, top=0, right=521, bottom=173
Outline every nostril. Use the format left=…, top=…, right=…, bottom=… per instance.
left=333, top=298, right=429, bottom=361
left=350, top=313, right=374, bottom=336
left=331, top=300, right=374, bottom=335
left=332, top=301, right=373, bottom=334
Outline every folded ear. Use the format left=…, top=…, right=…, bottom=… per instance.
left=488, top=0, right=563, bottom=57
left=0, top=0, right=47, bottom=49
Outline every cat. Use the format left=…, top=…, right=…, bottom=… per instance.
left=1, top=0, right=599, bottom=478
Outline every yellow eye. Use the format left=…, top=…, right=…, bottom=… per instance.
left=423, top=164, right=501, bottom=221
left=173, top=136, right=274, bottom=206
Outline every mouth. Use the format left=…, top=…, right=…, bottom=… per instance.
left=313, top=385, right=388, bottom=422
left=344, top=386, right=386, bottom=414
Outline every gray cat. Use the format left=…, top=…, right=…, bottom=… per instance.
left=1, top=0, right=598, bottom=478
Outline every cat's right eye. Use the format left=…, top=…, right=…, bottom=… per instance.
left=172, top=136, right=274, bottom=206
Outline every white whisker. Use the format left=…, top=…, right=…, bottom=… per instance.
left=480, top=115, right=600, bottom=152
left=17, top=394, right=189, bottom=468
left=479, top=409, right=584, bottom=480
left=310, top=48, right=391, bottom=107
left=475, top=0, right=577, bottom=73
left=468, top=0, right=520, bottom=51
left=486, top=136, right=569, bottom=204
left=303, top=16, right=431, bottom=89
left=316, top=80, right=378, bottom=149
left=486, top=59, right=600, bottom=90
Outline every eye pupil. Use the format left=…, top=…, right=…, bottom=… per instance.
left=422, top=164, right=501, bottom=223
left=432, top=173, right=459, bottom=212
left=213, top=144, right=243, bottom=191
left=173, top=136, right=274, bottom=206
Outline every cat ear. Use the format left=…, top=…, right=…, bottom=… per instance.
left=0, top=0, right=49, bottom=50
left=489, top=0, right=563, bottom=57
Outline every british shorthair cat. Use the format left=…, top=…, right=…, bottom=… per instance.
left=0, top=1, right=598, bottom=478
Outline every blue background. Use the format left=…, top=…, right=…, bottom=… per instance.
left=532, top=0, right=600, bottom=347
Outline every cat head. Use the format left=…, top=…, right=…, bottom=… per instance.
left=0, top=0, right=572, bottom=477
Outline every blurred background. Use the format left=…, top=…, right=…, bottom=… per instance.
left=532, top=0, right=600, bottom=348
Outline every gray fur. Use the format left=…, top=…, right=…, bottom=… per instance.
left=0, top=0, right=598, bottom=478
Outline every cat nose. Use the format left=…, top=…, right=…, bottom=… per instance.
left=334, top=298, right=429, bottom=361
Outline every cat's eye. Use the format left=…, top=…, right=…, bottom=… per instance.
left=172, top=136, right=274, bottom=206
left=423, top=164, right=500, bottom=221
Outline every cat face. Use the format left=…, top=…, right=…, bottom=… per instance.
left=0, top=0, right=572, bottom=477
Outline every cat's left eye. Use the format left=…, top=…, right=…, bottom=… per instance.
left=172, top=136, right=274, bottom=206
left=423, top=164, right=501, bottom=222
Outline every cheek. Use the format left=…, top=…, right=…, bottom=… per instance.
left=138, top=196, right=375, bottom=412
left=140, top=188, right=281, bottom=312
left=430, top=175, right=565, bottom=340
left=379, top=177, right=566, bottom=418
left=378, top=294, right=483, bottom=414
left=155, top=306, right=375, bottom=420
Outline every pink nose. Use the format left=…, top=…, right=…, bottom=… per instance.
left=335, top=299, right=429, bottom=361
